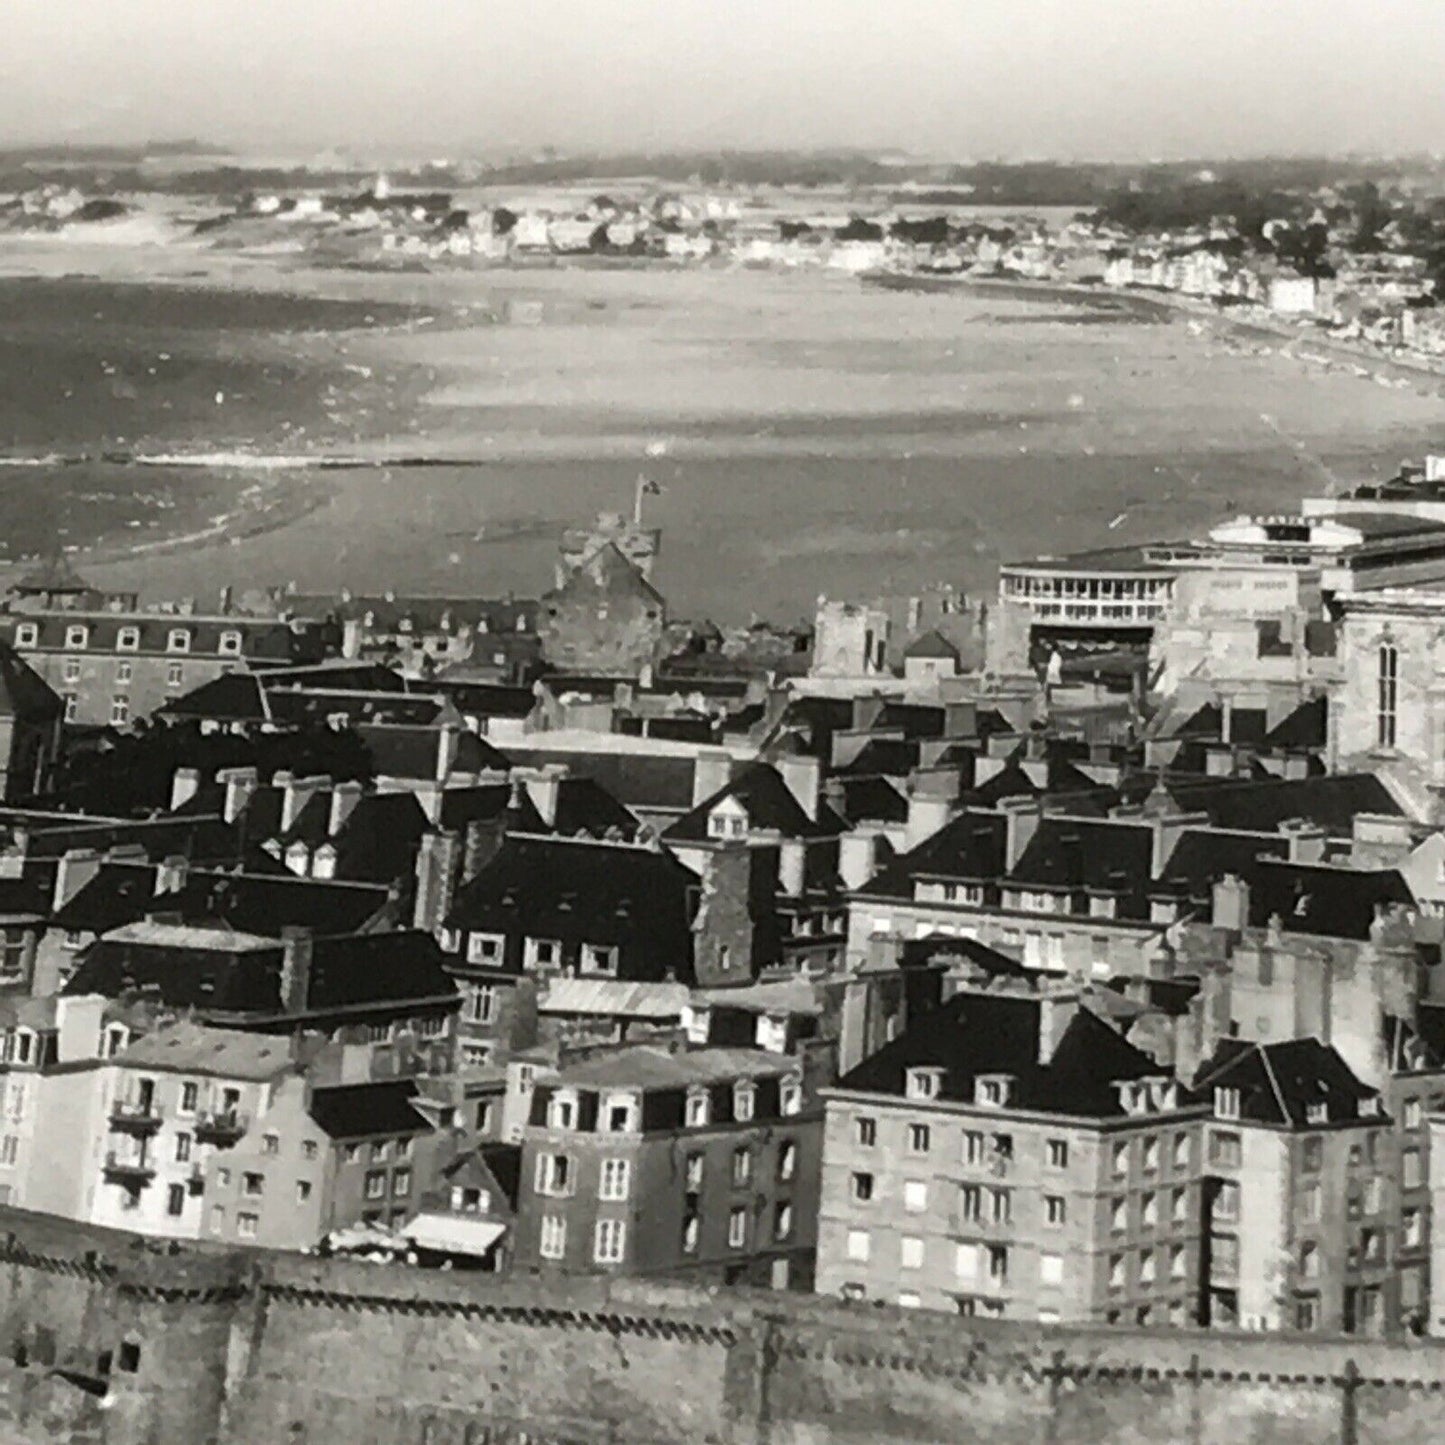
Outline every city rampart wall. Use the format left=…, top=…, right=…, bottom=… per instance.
left=0, top=1209, right=1438, bottom=1442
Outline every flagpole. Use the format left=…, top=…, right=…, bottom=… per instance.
left=634, top=473, right=645, bottom=526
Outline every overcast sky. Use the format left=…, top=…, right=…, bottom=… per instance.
left=3, top=0, right=1444, bottom=160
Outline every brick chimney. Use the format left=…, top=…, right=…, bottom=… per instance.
left=329, top=780, right=364, bottom=837
left=154, top=854, right=190, bottom=897
left=692, top=843, right=770, bottom=986
left=277, top=773, right=330, bottom=833
left=691, top=750, right=735, bottom=807
left=216, top=766, right=258, bottom=825
left=279, top=927, right=314, bottom=1015
left=838, top=831, right=880, bottom=891
left=1211, top=874, right=1250, bottom=935
left=776, top=754, right=822, bottom=823
left=53, top=848, right=102, bottom=911
left=413, top=830, right=461, bottom=932
left=1000, top=796, right=1042, bottom=871
left=515, top=764, right=566, bottom=828
left=905, top=767, right=960, bottom=852
left=1277, top=817, right=1327, bottom=864
left=170, top=767, right=201, bottom=812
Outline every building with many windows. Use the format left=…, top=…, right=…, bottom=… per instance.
left=817, top=987, right=1211, bottom=1323
left=511, top=1045, right=821, bottom=1289
left=0, top=560, right=334, bottom=727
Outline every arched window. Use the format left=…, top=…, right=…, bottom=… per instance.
left=1378, top=643, right=1399, bottom=748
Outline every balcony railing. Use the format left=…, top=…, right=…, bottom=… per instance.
left=102, top=1151, right=155, bottom=1186
left=108, top=1101, right=162, bottom=1134
left=193, top=1109, right=248, bottom=1145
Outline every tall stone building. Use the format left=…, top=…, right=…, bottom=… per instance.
left=539, top=515, right=667, bottom=678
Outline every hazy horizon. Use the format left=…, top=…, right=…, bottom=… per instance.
left=2, top=1, right=1445, bottom=163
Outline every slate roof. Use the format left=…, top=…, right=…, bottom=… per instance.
left=1157, top=829, right=1290, bottom=897
left=664, top=763, right=848, bottom=843
left=1165, top=773, right=1402, bottom=835
left=64, top=926, right=457, bottom=1018
left=548, top=778, right=642, bottom=840
left=828, top=776, right=907, bottom=826
left=554, top=1044, right=794, bottom=1091
left=902, top=630, right=961, bottom=661
left=837, top=993, right=1193, bottom=1119
left=157, top=673, right=268, bottom=724
left=1244, top=861, right=1413, bottom=940
left=438, top=784, right=545, bottom=834
left=308, top=1080, right=432, bottom=1140
left=445, top=835, right=699, bottom=982
left=360, top=723, right=508, bottom=781
left=836, top=738, right=919, bottom=778
left=861, top=810, right=1006, bottom=898
left=430, top=681, right=537, bottom=720
left=1192, top=1038, right=1380, bottom=1128
left=0, top=644, right=61, bottom=721
left=507, top=747, right=699, bottom=814
left=874, top=702, right=947, bottom=739
left=1009, top=819, right=1154, bottom=914
left=113, top=1021, right=295, bottom=1080
left=1262, top=696, right=1328, bottom=751
left=152, top=872, right=391, bottom=937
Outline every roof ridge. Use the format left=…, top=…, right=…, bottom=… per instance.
left=1257, top=1043, right=1292, bottom=1124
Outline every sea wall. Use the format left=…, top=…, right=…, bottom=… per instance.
left=0, top=1208, right=1439, bottom=1443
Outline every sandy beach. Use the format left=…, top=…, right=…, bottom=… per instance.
left=0, top=235, right=1441, bottom=620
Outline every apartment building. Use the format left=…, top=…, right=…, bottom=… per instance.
left=0, top=560, right=334, bottom=728
left=816, top=988, right=1210, bottom=1323
left=511, top=1045, right=821, bottom=1289
left=90, top=1023, right=297, bottom=1238
left=1193, top=1039, right=1397, bottom=1334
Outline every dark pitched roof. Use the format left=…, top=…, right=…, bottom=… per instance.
left=445, top=835, right=699, bottom=982
left=902, top=630, right=961, bottom=661
left=873, top=702, right=947, bottom=740
left=501, top=747, right=698, bottom=813
left=828, top=775, right=907, bottom=826
left=330, top=792, right=430, bottom=883
left=439, top=784, right=544, bottom=834
left=0, top=644, right=61, bottom=722
left=836, top=738, right=919, bottom=778
left=430, top=681, right=537, bottom=720
left=1009, top=819, right=1154, bottom=912
left=1165, top=773, right=1401, bottom=835
left=837, top=993, right=1190, bottom=1119
left=549, top=778, right=642, bottom=840
left=1157, top=829, right=1290, bottom=897
left=303, top=930, right=459, bottom=1012
left=1192, top=1038, right=1380, bottom=1128
left=862, top=810, right=1006, bottom=898
left=1262, top=696, right=1328, bottom=751
left=308, top=1080, right=432, bottom=1140
left=157, top=672, right=268, bottom=723
left=155, top=872, right=392, bottom=937
left=664, top=763, right=847, bottom=843
left=358, top=723, right=508, bottom=781
left=1244, top=861, right=1412, bottom=940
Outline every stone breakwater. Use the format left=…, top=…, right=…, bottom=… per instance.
left=0, top=1207, right=1441, bottom=1444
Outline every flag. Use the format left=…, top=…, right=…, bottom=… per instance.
left=639, top=476, right=664, bottom=496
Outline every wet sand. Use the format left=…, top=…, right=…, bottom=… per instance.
left=0, top=237, right=1440, bottom=620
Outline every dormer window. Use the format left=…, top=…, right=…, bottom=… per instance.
left=218, top=630, right=243, bottom=656
left=311, top=844, right=337, bottom=880
left=1214, top=1086, right=1241, bottom=1120
left=1305, top=1101, right=1328, bottom=1124
left=1360, top=1096, right=1382, bottom=1118
left=102, top=1025, right=129, bottom=1059
left=733, top=1082, right=756, bottom=1122
left=167, top=628, right=191, bottom=654
left=780, top=1077, right=803, bottom=1117
left=64, top=625, right=88, bottom=650
left=686, top=1089, right=711, bottom=1127
left=975, top=1074, right=1013, bottom=1108
left=1150, top=897, right=1180, bottom=925
left=548, top=1091, right=578, bottom=1131
left=906, top=1067, right=943, bottom=1102
left=284, top=842, right=309, bottom=876
left=1089, top=895, right=1117, bottom=920
left=1116, top=1080, right=1148, bottom=1116
left=707, top=807, right=747, bottom=842
left=580, top=943, right=619, bottom=977
left=13, top=624, right=36, bottom=649
left=116, top=626, right=140, bottom=652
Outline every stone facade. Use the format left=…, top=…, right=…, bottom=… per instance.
left=1, top=1209, right=1445, bottom=1442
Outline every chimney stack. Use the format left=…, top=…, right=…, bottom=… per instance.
left=53, top=848, right=102, bottom=911
left=216, top=766, right=259, bottom=825
left=277, top=773, right=329, bottom=833
left=329, top=780, right=364, bottom=837
left=1211, top=874, right=1250, bottom=936
left=463, top=814, right=507, bottom=884
left=170, top=767, right=201, bottom=813
left=515, top=764, right=566, bottom=829
left=279, top=927, right=314, bottom=1015
left=691, top=750, right=735, bottom=807
left=1000, top=796, right=1042, bottom=871
left=776, top=754, right=823, bottom=824
left=413, top=830, right=461, bottom=933
left=154, top=854, right=189, bottom=897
